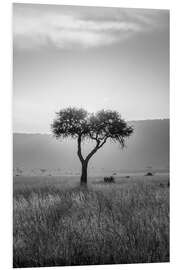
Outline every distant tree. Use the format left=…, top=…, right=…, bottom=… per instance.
left=51, top=107, right=133, bottom=186
left=40, top=169, right=46, bottom=174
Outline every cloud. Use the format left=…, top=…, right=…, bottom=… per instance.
left=13, top=4, right=169, bottom=50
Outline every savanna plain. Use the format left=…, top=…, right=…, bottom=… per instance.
left=13, top=174, right=169, bottom=268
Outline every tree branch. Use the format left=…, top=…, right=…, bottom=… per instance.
left=85, top=136, right=108, bottom=163
left=85, top=139, right=100, bottom=163
left=98, top=136, right=108, bottom=148
left=89, top=132, right=98, bottom=141
left=77, top=135, right=84, bottom=163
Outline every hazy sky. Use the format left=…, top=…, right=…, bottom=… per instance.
left=13, top=3, right=169, bottom=133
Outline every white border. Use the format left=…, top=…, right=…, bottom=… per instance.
left=0, top=0, right=179, bottom=269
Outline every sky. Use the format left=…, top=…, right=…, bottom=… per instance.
left=13, top=3, right=169, bottom=133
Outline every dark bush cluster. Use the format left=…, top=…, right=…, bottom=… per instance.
left=145, top=172, right=153, bottom=176
left=104, top=176, right=115, bottom=183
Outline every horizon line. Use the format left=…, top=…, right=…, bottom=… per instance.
left=13, top=118, right=169, bottom=135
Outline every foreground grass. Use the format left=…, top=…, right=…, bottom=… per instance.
left=13, top=176, right=169, bottom=267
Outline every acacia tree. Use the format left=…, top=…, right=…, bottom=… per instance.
left=51, top=107, right=133, bottom=185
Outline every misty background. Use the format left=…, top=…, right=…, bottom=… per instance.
left=13, top=119, right=169, bottom=176
left=13, top=4, right=169, bottom=176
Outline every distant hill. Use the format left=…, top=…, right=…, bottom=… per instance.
left=13, top=119, right=169, bottom=176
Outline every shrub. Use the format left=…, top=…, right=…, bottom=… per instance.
left=104, top=176, right=115, bottom=183
left=145, top=172, right=153, bottom=176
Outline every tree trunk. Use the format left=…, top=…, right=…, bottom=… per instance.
left=80, top=161, right=88, bottom=186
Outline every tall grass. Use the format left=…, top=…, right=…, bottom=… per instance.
left=13, top=177, right=169, bottom=267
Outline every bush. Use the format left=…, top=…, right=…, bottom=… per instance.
left=145, top=172, right=153, bottom=176
left=104, top=176, right=115, bottom=183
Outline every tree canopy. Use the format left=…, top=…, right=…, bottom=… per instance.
left=51, top=107, right=134, bottom=185
left=52, top=107, right=133, bottom=145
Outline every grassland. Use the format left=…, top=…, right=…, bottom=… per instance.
left=13, top=175, right=169, bottom=267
